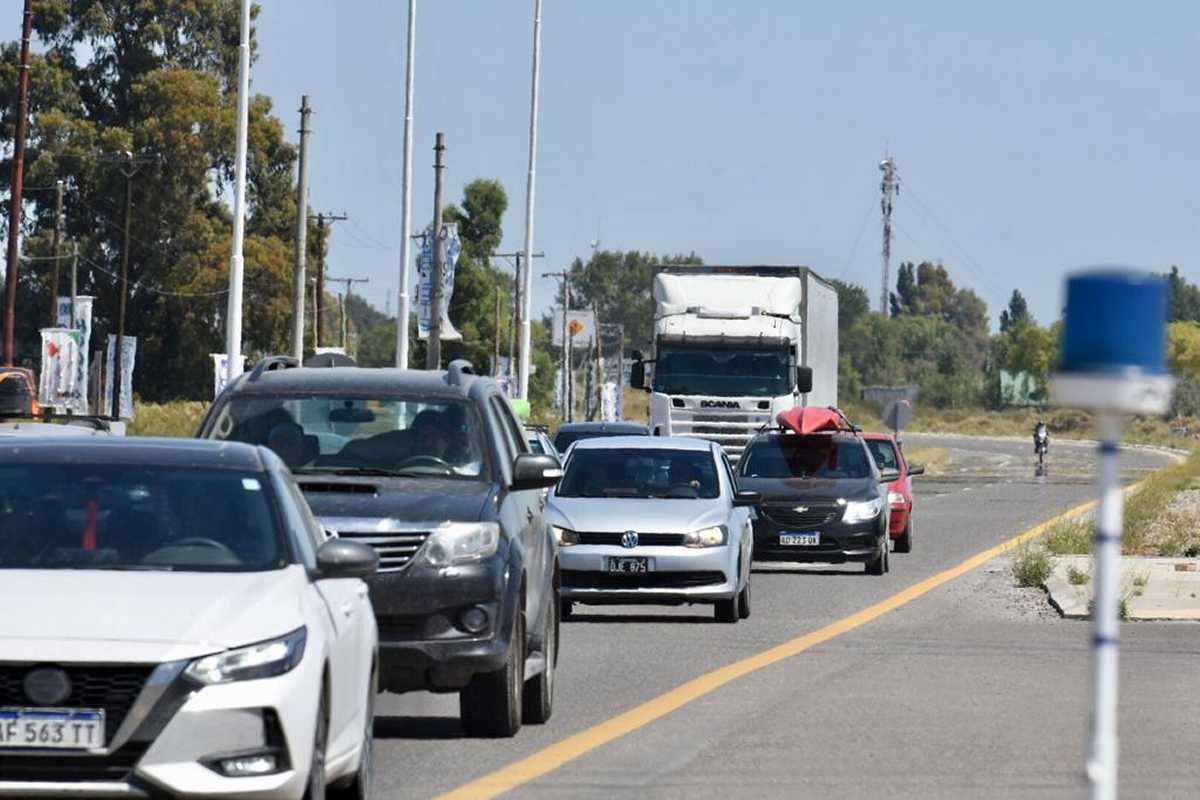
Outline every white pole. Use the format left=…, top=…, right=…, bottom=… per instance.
left=518, top=0, right=543, bottom=400
left=225, top=0, right=252, bottom=383
left=396, top=0, right=417, bottom=369
left=1088, top=411, right=1123, bottom=800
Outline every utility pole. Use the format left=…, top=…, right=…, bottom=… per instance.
left=310, top=211, right=348, bottom=348
left=107, top=152, right=156, bottom=418
left=426, top=132, right=446, bottom=369
left=494, top=285, right=502, bottom=377
left=490, top=250, right=543, bottom=384
left=291, top=96, right=313, bottom=360
left=879, top=154, right=900, bottom=315
left=3, top=0, right=33, bottom=366
left=518, top=0, right=544, bottom=401
left=326, top=276, right=369, bottom=351
left=48, top=180, right=65, bottom=325
left=69, top=242, right=78, bottom=326
left=396, top=0, right=417, bottom=369
left=545, top=270, right=570, bottom=421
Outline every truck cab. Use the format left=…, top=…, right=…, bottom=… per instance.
left=631, top=266, right=839, bottom=462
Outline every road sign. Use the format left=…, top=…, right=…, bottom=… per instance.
left=883, top=399, right=913, bottom=433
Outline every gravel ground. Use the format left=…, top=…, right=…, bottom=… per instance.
left=950, top=555, right=1064, bottom=623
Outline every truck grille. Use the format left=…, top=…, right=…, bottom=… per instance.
left=332, top=530, right=430, bottom=573
left=761, top=502, right=841, bottom=528
left=0, top=664, right=154, bottom=744
left=668, top=399, right=772, bottom=461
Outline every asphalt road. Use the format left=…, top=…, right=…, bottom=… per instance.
left=372, top=435, right=1198, bottom=799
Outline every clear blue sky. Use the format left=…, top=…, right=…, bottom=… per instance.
left=23, top=1, right=1200, bottom=327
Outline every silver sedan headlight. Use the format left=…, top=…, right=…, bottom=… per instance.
left=682, top=526, right=727, bottom=548
left=552, top=526, right=580, bottom=547
left=185, top=627, right=307, bottom=685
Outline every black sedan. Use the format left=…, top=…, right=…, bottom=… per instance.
left=737, top=430, right=897, bottom=575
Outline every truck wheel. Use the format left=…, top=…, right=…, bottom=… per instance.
left=522, top=599, right=558, bottom=724
left=895, top=519, right=913, bottom=554
left=460, top=613, right=524, bottom=738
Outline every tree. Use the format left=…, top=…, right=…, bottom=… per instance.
left=1166, top=267, right=1200, bottom=323
left=829, top=279, right=870, bottom=334
left=1, top=1, right=298, bottom=401
left=889, top=261, right=988, bottom=337
left=999, top=289, right=1032, bottom=333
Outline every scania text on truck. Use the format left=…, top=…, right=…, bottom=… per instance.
left=630, top=265, right=839, bottom=462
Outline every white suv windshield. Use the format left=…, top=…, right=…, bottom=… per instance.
left=209, top=396, right=487, bottom=479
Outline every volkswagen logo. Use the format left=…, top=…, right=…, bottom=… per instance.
left=621, top=531, right=639, bottom=549
left=24, top=667, right=71, bottom=706
left=793, top=506, right=809, bottom=514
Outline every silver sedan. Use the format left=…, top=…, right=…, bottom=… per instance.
left=545, top=436, right=759, bottom=623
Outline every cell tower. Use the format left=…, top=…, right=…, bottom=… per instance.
left=879, top=155, right=900, bottom=314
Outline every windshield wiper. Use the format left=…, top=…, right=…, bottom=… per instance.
left=54, top=564, right=176, bottom=572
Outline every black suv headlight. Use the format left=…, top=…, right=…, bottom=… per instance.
left=417, top=522, right=500, bottom=568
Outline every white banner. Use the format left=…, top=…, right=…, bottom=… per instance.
left=601, top=381, right=623, bottom=422
left=55, top=296, right=93, bottom=414
left=211, top=353, right=247, bottom=399
left=417, top=222, right=463, bottom=341
left=39, top=328, right=82, bottom=411
left=104, top=335, right=137, bottom=420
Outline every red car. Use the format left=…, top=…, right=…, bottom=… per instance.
left=861, top=432, right=924, bottom=553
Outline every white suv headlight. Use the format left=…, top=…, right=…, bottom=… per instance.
left=842, top=498, right=884, bottom=524
left=419, top=522, right=500, bottom=567
left=682, top=526, right=726, bottom=548
left=186, top=627, right=307, bottom=685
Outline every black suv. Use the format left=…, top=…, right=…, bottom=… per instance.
left=737, top=428, right=897, bottom=575
left=198, top=358, right=563, bottom=737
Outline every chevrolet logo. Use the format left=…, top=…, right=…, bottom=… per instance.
left=793, top=506, right=809, bottom=514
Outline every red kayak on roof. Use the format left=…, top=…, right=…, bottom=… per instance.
left=777, top=407, right=843, bottom=435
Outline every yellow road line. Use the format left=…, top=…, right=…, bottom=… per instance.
left=438, top=496, right=1104, bottom=800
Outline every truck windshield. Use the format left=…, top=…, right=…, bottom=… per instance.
left=655, top=344, right=791, bottom=397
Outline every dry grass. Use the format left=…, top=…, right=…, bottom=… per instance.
left=128, top=402, right=209, bottom=438
left=903, top=447, right=949, bottom=477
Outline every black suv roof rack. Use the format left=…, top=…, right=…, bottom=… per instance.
left=248, top=355, right=299, bottom=382
left=446, top=359, right=475, bottom=387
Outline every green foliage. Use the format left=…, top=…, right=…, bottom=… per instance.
left=1166, top=266, right=1200, bottom=323
left=1067, top=564, right=1090, bottom=586
left=889, top=261, right=988, bottom=336
left=1011, top=543, right=1053, bottom=588
left=1044, top=521, right=1092, bottom=555
left=999, top=290, right=1032, bottom=333
left=830, top=279, right=870, bottom=334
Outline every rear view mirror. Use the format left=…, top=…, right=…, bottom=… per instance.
left=630, top=360, right=646, bottom=390
left=879, top=468, right=901, bottom=483
left=908, top=464, right=925, bottom=477
left=329, top=406, right=375, bottom=424
left=512, top=453, right=564, bottom=491
left=795, top=366, right=813, bottom=394
left=315, top=539, right=378, bottom=579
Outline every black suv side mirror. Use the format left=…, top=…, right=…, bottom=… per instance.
left=733, top=490, right=761, bottom=507
left=315, top=539, right=379, bottom=580
left=512, top=453, right=564, bottom=491
left=795, top=366, right=813, bottom=394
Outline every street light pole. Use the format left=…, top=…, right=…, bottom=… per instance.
left=224, top=0, right=252, bottom=384
left=518, top=0, right=544, bottom=400
left=396, top=0, right=417, bottom=369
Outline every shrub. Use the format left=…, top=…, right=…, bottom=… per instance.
left=1011, top=543, right=1053, bottom=588
left=1067, top=565, right=1090, bottom=585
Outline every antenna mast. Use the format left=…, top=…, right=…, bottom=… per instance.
left=879, top=155, right=900, bottom=314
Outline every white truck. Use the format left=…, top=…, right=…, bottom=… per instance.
left=631, top=265, right=839, bottom=461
